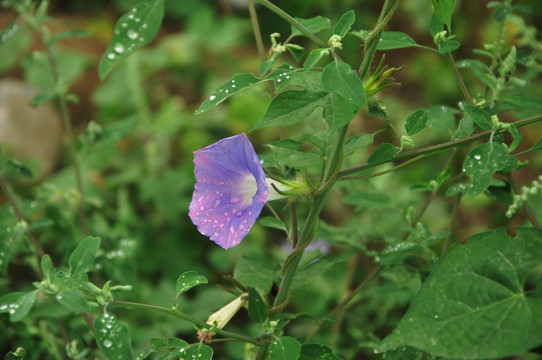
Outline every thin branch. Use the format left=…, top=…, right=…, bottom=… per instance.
left=339, top=114, right=542, bottom=178
left=108, top=301, right=260, bottom=344
left=247, top=0, right=266, bottom=62
left=0, top=172, right=45, bottom=258
left=448, top=52, right=474, bottom=105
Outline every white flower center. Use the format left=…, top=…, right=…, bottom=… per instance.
left=237, top=173, right=259, bottom=204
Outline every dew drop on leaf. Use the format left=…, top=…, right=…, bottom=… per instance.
left=103, top=339, right=113, bottom=348
left=127, top=29, right=138, bottom=40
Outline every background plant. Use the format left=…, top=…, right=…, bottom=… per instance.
left=0, top=0, right=542, bottom=359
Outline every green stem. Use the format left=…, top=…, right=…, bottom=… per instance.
left=448, top=52, right=474, bottom=105
left=248, top=0, right=266, bottom=61
left=108, top=301, right=260, bottom=344
left=0, top=172, right=45, bottom=259
left=254, top=0, right=328, bottom=48
left=358, top=0, right=401, bottom=80
left=339, top=114, right=542, bottom=178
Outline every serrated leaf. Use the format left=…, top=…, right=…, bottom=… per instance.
left=405, top=108, right=429, bottom=136
left=94, top=313, right=133, bottom=360
left=322, top=61, right=366, bottom=108
left=377, top=227, right=542, bottom=359
left=69, top=237, right=101, bottom=279
left=431, top=0, right=456, bottom=30
left=333, top=10, right=355, bottom=37
left=248, top=287, right=268, bottom=323
left=291, top=16, right=331, bottom=37
left=268, top=336, right=302, bottom=360
left=99, top=0, right=165, bottom=80
left=303, top=48, right=330, bottom=71
left=0, top=290, right=39, bottom=322
left=463, top=142, right=509, bottom=198
left=300, top=343, right=342, bottom=360
left=259, top=217, right=287, bottom=232
left=377, top=31, right=417, bottom=50
left=252, top=89, right=358, bottom=130
left=438, top=39, right=460, bottom=54
left=176, top=271, right=208, bottom=296
left=184, top=343, right=213, bottom=360
left=56, top=289, right=90, bottom=313
left=367, top=143, right=398, bottom=166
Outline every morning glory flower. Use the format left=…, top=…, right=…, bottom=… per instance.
left=189, top=133, right=270, bottom=249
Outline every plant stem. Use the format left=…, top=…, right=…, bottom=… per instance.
left=339, top=114, right=542, bottom=178
left=0, top=172, right=45, bottom=259
left=358, top=0, right=401, bottom=80
left=448, top=52, right=474, bottom=105
left=29, top=17, right=89, bottom=235
left=108, top=301, right=260, bottom=344
left=505, top=173, right=541, bottom=228
left=254, top=0, right=327, bottom=48
left=247, top=0, right=266, bottom=62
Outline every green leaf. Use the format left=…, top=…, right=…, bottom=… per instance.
left=507, top=124, right=522, bottom=152
left=94, top=313, right=133, bottom=360
left=0, top=16, right=19, bottom=46
left=429, top=13, right=444, bottom=37
left=377, top=242, right=421, bottom=266
left=377, top=227, right=542, bottom=359
left=438, top=39, right=460, bottom=54
left=499, top=95, right=542, bottom=112
left=322, top=61, right=366, bottom=108
left=291, top=16, right=331, bottom=37
left=303, top=48, right=330, bottom=71
left=41, top=255, right=53, bottom=280
left=176, top=271, right=208, bottom=296
left=445, top=182, right=469, bottom=197
left=49, top=29, right=92, bottom=44
left=463, top=142, right=509, bottom=198
left=344, top=133, right=377, bottom=156
left=69, top=236, right=101, bottom=279
left=252, top=90, right=358, bottom=130
left=343, top=192, right=393, bottom=211
left=377, top=31, right=417, bottom=50
left=6, top=159, right=33, bottom=178
left=259, top=217, right=287, bottom=232
left=0, top=290, right=39, bottom=322
left=285, top=44, right=305, bottom=63
left=300, top=343, right=342, bottom=360
left=98, top=0, right=165, bottom=80
left=234, top=256, right=279, bottom=292
left=431, top=0, right=456, bottom=30
left=405, top=108, right=430, bottom=136
left=247, top=287, right=268, bottom=323
left=265, top=141, right=320, bottom=167
left=184, top=343, right=213, bottom=360
left=529, top=137, right=542, bottom=152
left=56, top=289, right=90, bottom=313
left=268, top=336, right=302, bottom=360
left=3, top=347, right=26, bottom=360
left=367, top=143, right=398, bottom=166
left=494, top=4, right=511, bottom=22
left=456, top=59, right=497, bottom=89
left=333, top=10, right=355, bottom=37
left=195, top=73, right=260, bottom=114
left=462, top=104, right=492, bottom=131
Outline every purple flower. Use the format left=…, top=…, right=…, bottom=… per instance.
left=189, top=134, right=269, bottom=249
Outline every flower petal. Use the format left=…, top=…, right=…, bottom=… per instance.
left=189, top=134, right=268, bottom=249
